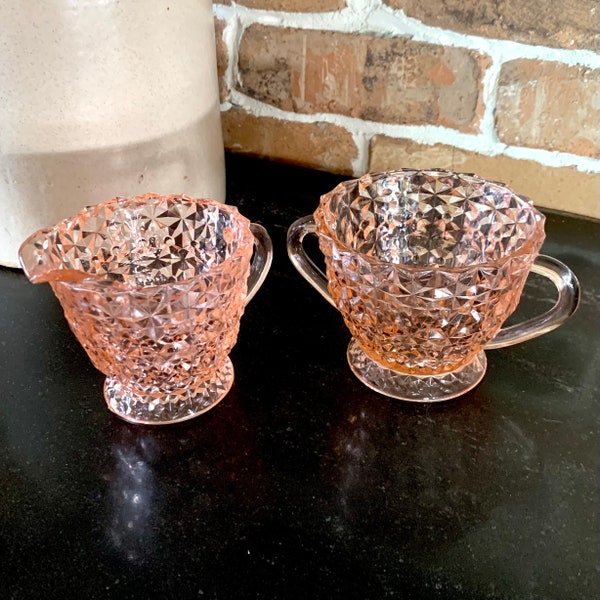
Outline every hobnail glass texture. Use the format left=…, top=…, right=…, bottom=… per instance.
left=312, top=169, right=547, bottom=401
left=19, top=194, right=261, bottom=424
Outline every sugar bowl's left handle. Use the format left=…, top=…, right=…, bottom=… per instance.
left=246, top=223, right=273, bottom=304
left=287, top=215, right=336, bottom=308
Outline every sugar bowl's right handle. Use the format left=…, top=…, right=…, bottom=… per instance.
left=486, top=255, right=580, bottom=349
left=287, top=215, right=336, bottom=308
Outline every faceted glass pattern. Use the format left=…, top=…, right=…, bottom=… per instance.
left=314, top=169, right=546, bottom=400
left=20, top=194, right=257, bottom=424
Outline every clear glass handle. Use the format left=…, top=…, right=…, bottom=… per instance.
left=288, top=216, right=581, bottom=347
left=287, top=215, right=336, bottom=307
left=246, top=223, right=273, bottom=305
left=485, top=254, right=580, bottom=349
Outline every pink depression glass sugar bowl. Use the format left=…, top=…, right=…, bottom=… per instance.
left=19, top=194, right=272, bottom=425
left=288, top=169, right=580, bottom=402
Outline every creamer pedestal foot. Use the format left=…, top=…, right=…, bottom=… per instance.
left=104, top=358, right=234, bottom=425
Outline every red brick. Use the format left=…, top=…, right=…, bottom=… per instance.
left=221, top=107, right=357, bottom=174
left=237, top=24, right=489, bottom=133
left=386, top=0, right=599, bottom=52
left=369, top=136, right=600, bottom=219
left=496, top=60, right=600, bottom=158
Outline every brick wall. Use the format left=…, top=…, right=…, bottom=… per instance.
left=214, top=0, right=600, bottom=218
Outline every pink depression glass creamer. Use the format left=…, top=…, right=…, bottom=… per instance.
left=288, top=169, right=580, bottom=402
left=19, top=194, right=272, bottom=425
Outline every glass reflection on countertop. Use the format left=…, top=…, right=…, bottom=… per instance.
left=105, top=430, right=160, bottom=565
left=100, top=397, right=270, bottom=572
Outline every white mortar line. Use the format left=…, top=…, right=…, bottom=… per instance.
left=218, top=10, right=242, bottom=96
left=350, top=130, right=371, bottom=175
left=478, top=57, right=503, bottom=145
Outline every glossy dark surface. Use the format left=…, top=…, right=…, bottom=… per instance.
left=1, top=154, right=598, bottom=599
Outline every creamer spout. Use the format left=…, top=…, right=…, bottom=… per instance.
left=18, top=226, right=87, bottom=284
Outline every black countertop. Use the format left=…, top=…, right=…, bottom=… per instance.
left=1, top=154, right=599, bottom=600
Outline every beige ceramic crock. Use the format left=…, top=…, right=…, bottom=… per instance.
left=0, top=0, right=225, bottom=267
